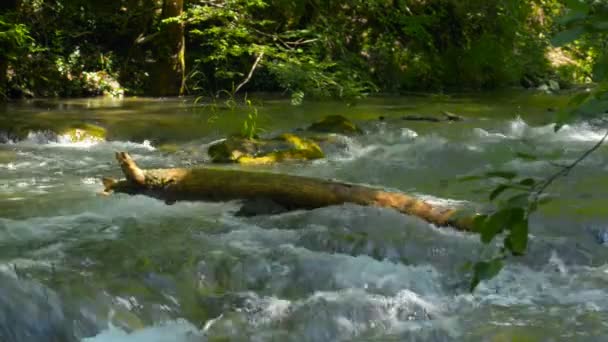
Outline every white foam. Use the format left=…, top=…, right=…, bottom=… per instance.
left=83, top=319, right=202, bottom=342
left=505, top=117, right=607, bottom=143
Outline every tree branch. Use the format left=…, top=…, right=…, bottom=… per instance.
left=234, top=52, right=264, bottom=94
left=534, top=129, right=608, bottom=200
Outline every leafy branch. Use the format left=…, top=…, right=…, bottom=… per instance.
left=466, top=129, right=607, bottom=291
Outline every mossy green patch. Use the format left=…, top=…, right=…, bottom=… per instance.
left=306, top=115, right=362, bottom=135
left=60, top=123, right=106, bottom=142
left=208, top=133, right=324, bottom=164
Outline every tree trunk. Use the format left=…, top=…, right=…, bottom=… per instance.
left=0, top=0, right=19, bottom=99
left=0, top=58, right=7, bottom=99
left=102, top=152, right=476, bottom=231
left=149, top=0, right=185, bottom=97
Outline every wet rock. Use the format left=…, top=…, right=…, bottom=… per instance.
left=548, top=79, right=560, bottom=92
left=402, top=115, right=441, bottom=122
left=401, top=112, right=464, bottom=122
left=208, top=133, right=324, bottom=164
left=537, top=84, right=550, bottom=92
left=307, top=115, right=363, bottom=135
left=441, top=111, right=464, bottom=121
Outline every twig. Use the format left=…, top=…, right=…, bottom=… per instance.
left=234, top=52, right=264, bottom=94
left=285, top=38, right=319, bottom=46
left=135, top=32, right=160, bottom=45
left=533, top=129, right=608, bottom=200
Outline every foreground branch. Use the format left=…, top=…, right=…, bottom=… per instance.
left=102, top=152, right=475, bottom=231
left=534, top=129, right=608, bottom=200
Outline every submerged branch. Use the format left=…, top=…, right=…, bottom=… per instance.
left=534, top=129, right=608, bottom=200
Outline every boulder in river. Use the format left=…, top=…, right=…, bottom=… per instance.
left=208, top=133, right=324, bottom=164
left=307, top=115, right=363, bottom=135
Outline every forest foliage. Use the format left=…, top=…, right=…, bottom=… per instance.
left=0, top=0, right=603, bottom=100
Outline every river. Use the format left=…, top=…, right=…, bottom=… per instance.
left=1, top=92, right=607, bottom=341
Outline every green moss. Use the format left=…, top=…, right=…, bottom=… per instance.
left=208, top=133, right=324, bottom=164
left=60, top=123, right=106, bottom=142
left=306, top=115, right=362, bottom=135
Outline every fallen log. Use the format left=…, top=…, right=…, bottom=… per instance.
left=102, top=152, right=475, bottom=231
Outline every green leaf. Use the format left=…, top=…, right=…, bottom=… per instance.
left=457, top=175, right=483, bottom=182
left=505, top=219, right=528, bottom=256
left=472, top=214, right=488, bottom=233
left=551, top=26, right=585, bottom=46
left=485, top=171, right=517, bottom=179
left=470, top=258, right=504, bottom=291
left=557, top=11, right=587, bottom=26
left=502, top=193, right=530, bottom=209
left=538, top=195, right=553, bottom=206
left=460, top=261, right=473, bottom=273
left=480, top=209, right=510, bottom=243
left=519, top=178, right=536, bottom=187
left=563, top=0, right=590, bottom=13
left=554, top=109, right=575, bottom=131
left=479, top=208, right=526, bottom=244
left=569, top=91, right=592, bottom=106
left=577, top=98, right=608, bottom=117
left=489, top=184, right=509, bottom=201
left=515, top=152, right=537, bottom=161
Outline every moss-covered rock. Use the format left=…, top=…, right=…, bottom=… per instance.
left=306, top=115, right=362, bottom=135
left=208, top=133, right=324, bottom=164
left=59, top=123, right=106, bottom=143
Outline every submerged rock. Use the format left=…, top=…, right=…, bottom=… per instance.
left=307, top=115, right=363, bottom=135
left=401, top=115, right=442, bottom=122
left=0, top=273, right=82, bottom=342
left=208, top=133, right=324, bottom=164
left=401, top=111, right=465, bottom=123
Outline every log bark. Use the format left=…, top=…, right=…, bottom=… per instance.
left=103, top=152, right=475, bottom=231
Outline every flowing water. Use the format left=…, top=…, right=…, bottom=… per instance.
left=1, top=92, right=608, bottom=341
